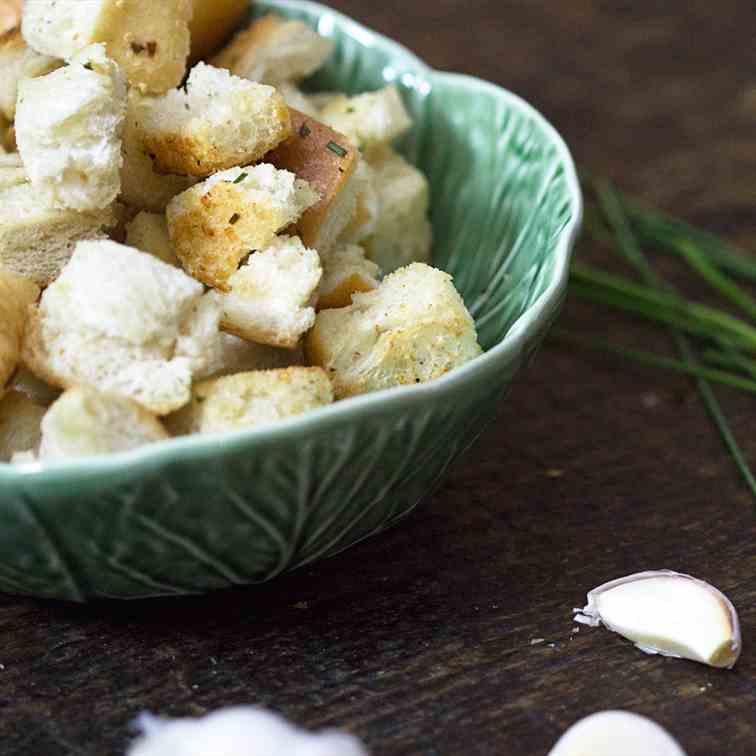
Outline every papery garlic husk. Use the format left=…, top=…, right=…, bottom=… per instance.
left=574, top=570, right=741, bottom=669
left=548, top=710, right=687, bottom=756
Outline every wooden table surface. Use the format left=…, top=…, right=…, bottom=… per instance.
left=3, top=1, right=756, bottom=754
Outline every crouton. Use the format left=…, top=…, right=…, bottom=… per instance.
left=0, top=182, right=116, bottom=286
left=22, top=0, right=192, bottom=94
left=39, top=386, right=168, bottom=460
left=200, top=333, right=305, bottom=381
left=133, top=63, right=291, bottom=177
left=318, top=243, right=381, bottom=311
left=0, top=28, right=60, bottom=121
left=0, top=151, right=27, bottom=189
left=120, top=91, right=196, bottom=213
left=23, top=240, right=222, bottom=415
left=189, top=0, right=249, bottom=63
left=167, top=164, right=318, bottom=290
left=0, top=390, right=45, bottom=462
left=265, top=110, right=358, bottom=254
left=306, top=263, right=482, bottom=398
left=0, top=0, right=20, bottom=37
left=15, top=44, right=127, bottom=211
left=167, top=367, right=333, bottom=436
left=212, top=14, right=334, bottom=86
left=277, top=81, right=319, bottom=118
left=319, top=86, right=412, bottom=153
left=219, top=235, right=322, bottom=349
left=338, top=157, right=380, bottom=244
left=0, top=270, right=39, bottom=398
left=125, top=211, right=179, bottom=267
left=363, top=146, right=432, bottom=273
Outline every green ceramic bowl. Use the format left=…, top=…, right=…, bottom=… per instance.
left=0, top=0, right=581, bottom=601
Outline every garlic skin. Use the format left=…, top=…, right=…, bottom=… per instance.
left=575, top=570, right=741, bottom=669
left=548, top=710, right=687, bottom=756
left=127, top=706, right=368, bottom=756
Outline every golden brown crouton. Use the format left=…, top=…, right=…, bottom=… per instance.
left=189, top=0, right=249, bottom=63
left=0, top=270, right=39, bottom=399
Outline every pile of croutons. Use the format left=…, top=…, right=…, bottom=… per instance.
left=0, top=0, right=482, bottom=464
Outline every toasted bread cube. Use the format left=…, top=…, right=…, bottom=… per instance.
left=22, top=0, right=192, bottom=94
left=219, top=235, right=322, bottom=349
left=306, top=263, right=482, bottom=398
left=200, top=333, right=305, bottom=381
left=319, top=243, right=381, bottom=311
left=23, top=240, right=222, bottom=415
left=0, top=270, right=39, bottom=399
left=212, top=14, right=334, bottom=85
left=120, top=91, right=196, bottom=213
left=0, top=28, right=60, bottom=120
left=363, top=146, right=432, bottom=273
left=0, top=151, right=27, bottom=189
left=125, top=211, right=179, bottom=267
left=0, top=182, right=115, bottom=286
left=277, top=81, right=320, bottom=118
left=0, top=0, right=20, bottom=37
left=265, top=110, right=358, bottom=254
left=16, top=44, right=126, bottom=211
left=0, top=390, right=45, bottom=462
left=132, top=63, right=291, bottom=178
left=320, top=87, right=412, bottom=153
left=338, top=157, right=380, bottom=244
left=167, top=164, right=318, bottom=290
left=39, top=386, right=168, bottom=460
left=189, top=0, right=249, bottom=63
left=168, top=367, right=333, bottom=435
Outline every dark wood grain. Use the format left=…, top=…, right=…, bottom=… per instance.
left=2, top=2, right=756, bottom=754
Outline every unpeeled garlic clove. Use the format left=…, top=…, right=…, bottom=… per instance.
left=574, top=570, right=741, bottom=669
left=548, top=710, right=687, bottom=756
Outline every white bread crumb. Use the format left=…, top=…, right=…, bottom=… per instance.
left=39, top=386, right=168, bottom=460
left=23, top=240, right=221, bottom=415
left=15, top=44, right=126, bottom=210
left=133, top=63, right=292, bottom=177
left=212, top=14, right=335, bottom=85
left=219, top=235, right=322, bottom=349
left=200, top=333, right=306, bottom=381
left=167, top=367, right=333, bottom=436
left=320, top=86, right=412, bottom=152
left=306, top=263, right=482, bottom=398
left=167, top=164, right=319, bottom=290
left=125, top=211, right=179, bottom=267
left=319, top=242, right=381, bottom=310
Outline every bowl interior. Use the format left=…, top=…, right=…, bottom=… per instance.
left=257, top=0, right=577, bottom=351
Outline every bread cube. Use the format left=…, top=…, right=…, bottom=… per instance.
left=167, top=368, right=333, bottom=435
left=23, top=240, right=223, bottom=415
left=216, top=235, right=321, bottom=349
left=0, top=269, right=39, bottom=399
left=189, top=0, right=249, bottom=63
left=318, top=243, right=381, bottom=310
left=338, top=157, right=380, bottom=244
left=0, top=0, right=20, bottom=37
left=132, top=63, right=291, bottom=178
left=200, top=333, right=305, bottom=381
left=320, top=86, right=412, bottom=153
left=39, top=386, right=168, bottom=460
left=16, top=44, right=127, bottom=211
left=0, top=181, right=116, bottom=286
left=0, top=28, right=60, bottom=120
left=9, top=366, right=60, bottom=407
left=0, top=151, right=27, bottom=189
left=265, top=110, right=358, bottom=254
left=125, top=211, right=179, bottom=267
left=212, top=14, right=334, bottom=85
left=277, top=81, right=319, bottom=118
left=0, top=390, right=45, bottom=462
left=167, top=164, right=318, bottom=290
left=306, top=263, right=482, bottom=398
left=120, top=90, right=196, bottom=213
left=22, top=0, right=192, bottom=94
left=363, top=146, right=433, bottom=272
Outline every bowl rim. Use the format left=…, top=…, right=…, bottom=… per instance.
left=0, top=0, right=582, bottom=484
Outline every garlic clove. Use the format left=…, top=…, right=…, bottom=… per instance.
left=548, top=710, right=687, bottom=756
left=575, top=570, right=741, bottom=669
